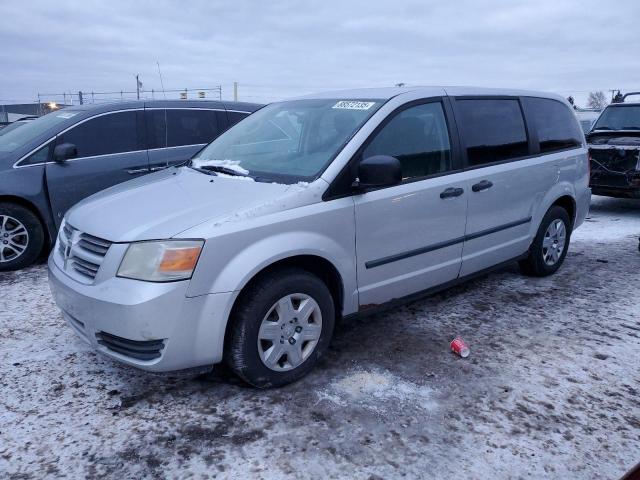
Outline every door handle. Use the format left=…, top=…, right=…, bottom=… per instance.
left=472, top=180, right=493, bottom=192
left=439, top=187, right=464, bottom=199
left=126, top=167, right=149, bottom=175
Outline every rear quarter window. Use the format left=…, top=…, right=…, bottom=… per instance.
left=523, top=97, right=583, bottom=153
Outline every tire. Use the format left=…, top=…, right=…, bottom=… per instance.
left=519, top=205, right=571, bottom=277
left=225, top=268, right=335, bottom=388
left=0, top=202, right=45, bottom=271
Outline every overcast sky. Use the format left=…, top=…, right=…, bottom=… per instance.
left=1, top=0, right=639, bottom=107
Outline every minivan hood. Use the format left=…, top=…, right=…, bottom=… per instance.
left=66, top=167, right=316, bottom=242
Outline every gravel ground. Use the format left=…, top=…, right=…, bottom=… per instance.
left=1, top=196, right=639, bottom=479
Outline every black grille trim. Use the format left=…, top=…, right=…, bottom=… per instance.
left=96, top=331, right=165, bottom=361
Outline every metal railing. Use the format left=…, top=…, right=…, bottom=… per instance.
left=37, top=86, right=222, bottom=108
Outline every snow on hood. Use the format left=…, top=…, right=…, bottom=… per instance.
left=65, top=167, right=317, bottom=242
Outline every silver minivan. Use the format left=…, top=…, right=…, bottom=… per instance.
left=48, top=87, right=591, bottom=387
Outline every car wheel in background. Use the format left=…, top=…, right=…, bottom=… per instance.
left=519, top=205, right=571, bottom=277
left=225, top=268, right=335, bottom=388
left=0, top=202, right=45, bottom=271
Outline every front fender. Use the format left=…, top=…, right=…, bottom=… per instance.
left=185, top=198, right=358, bottom=314
left=0, top=165, right=56, bottom=245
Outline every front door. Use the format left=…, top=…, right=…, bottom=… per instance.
left=353, top=100, right=468, bottom=306
left=45, top=110, right=148, bottom=226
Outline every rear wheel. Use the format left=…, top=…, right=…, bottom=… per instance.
left=519, top=205, right=571, bottom=277
left=0, top=203, right=45, bottom=271
left=225, top=268, right=335, bottom=388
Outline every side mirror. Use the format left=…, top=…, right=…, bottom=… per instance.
left=354, top=155, right=402, bottom=190
left=53, top=143, right=77, bottom=162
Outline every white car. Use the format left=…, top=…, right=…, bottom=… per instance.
left=49, top=87, right=591, bottom=387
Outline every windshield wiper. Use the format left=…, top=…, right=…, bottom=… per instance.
left=197, top=165, right=250, bottom=177
left=592, top=126, right=611, bottom=130
left=621, top=126, right=640, bottom=130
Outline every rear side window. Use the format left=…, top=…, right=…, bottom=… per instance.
left=59, top=111, right=142, bottom=158
left=166, top=110, right=219, bottom=147
left=146, top=109, right=167, bottom=149
left=523, top=97, right=582, bottom=153
left=363, top=102, right=452, bottom=179
left=227, top=111, right=250, bottom=126
left=456, top=99, right=529, bottom=166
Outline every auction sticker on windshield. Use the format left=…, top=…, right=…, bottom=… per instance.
left=332, top=101, right=376, bottom=110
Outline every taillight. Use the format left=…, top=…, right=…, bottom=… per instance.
left=587, top=151, right=592, bottom=178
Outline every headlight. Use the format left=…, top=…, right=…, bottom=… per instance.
left=117, top=240, right=204, bottom=282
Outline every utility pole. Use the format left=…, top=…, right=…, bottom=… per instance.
left=233, top=82, right=238, bottom=101
left=136, top=75, right=140, bottom=100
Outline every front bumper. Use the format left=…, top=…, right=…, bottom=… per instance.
left=590, top=179, right=640, bottom=199
left=48, top=255, right=235, bottom=372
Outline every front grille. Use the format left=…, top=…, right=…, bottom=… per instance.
left=96, top=331, right=165, bottom=361
left=590, top=147, right=640, bottom=174
left=58, top=223, right=112, bottom=282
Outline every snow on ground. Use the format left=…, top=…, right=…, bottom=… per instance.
left=1, top=196, right=639, bottom=479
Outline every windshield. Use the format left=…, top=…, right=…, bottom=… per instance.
left=0, top=121, right=29, bottom=137
left=592, top=105, right=640, bottom=131
left=191, top=98, right=384, bottom=182
left=579, top=119, right=594, bottom=133
left=0, top=110, right=80, bottom=153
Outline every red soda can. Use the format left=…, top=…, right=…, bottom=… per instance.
left=450, top=337, right=470, bottom=358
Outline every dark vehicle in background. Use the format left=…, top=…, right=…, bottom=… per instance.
left=575, top=109, right=600, bottom=134
left=0, top=100, right=261, bottom=270
left=587, top=92, right=640, bottom=198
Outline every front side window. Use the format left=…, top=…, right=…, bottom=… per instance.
left=456, top=99, right=529, bottom=166
left=0, top=110, right=80, bottom=153
left=593, top=105, right=640, bottom=131
left=362, top=102, right=452, bottom=180
left=191, top=99, right=383, bottom=182
left=523, top=97, right=583, bottom=153
left=58, top=111, right=141, bottom=158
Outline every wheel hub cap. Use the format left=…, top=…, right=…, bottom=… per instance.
left=0, top=215, right=29, bottom=263
left=257, top=293, right=323, bottom=372
left=542, top=219, right=566, bottom=266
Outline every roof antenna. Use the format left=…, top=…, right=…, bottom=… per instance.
left=157, top=61, right=167, bottom=99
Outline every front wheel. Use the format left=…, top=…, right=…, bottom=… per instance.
left=519, top=205, right=571, bottom=277
left=225, top=268, right=335, bottom=388
left=0, top=203, right=45, bottom=271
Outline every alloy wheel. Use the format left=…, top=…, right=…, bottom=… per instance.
left=0, top=215, right=29, bottom=263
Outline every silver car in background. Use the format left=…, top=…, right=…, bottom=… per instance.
left=48, top=87, right=590, bottom=387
